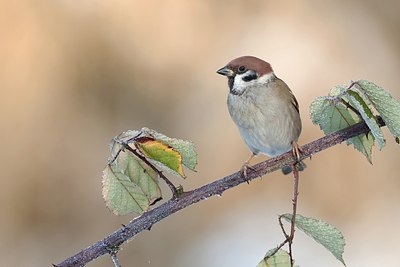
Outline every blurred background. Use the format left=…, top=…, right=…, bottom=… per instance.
left=1, top=0, right=400, bottom=266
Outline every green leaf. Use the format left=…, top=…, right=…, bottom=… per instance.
left=257, top=249, right=291, bottom=267
left=310, top=96, right=374, bottom=163
left=141, top=128, right=197, bottom=171
left=356, top=80, right=400, bottom=139
left=108, top=130, right=141, bottom=164
left=136, top=138, right=185, bottom=177
left=349, top=132, right=374, bottom=163
left=117, top=152, right=161, bottom=204
left=310, top=96, right=332, bottom=129
left=347, top=90, right=385, bottom=150
left=329, top=85, right=348, bottom=97
left=282, top=214, right=346, bottom=265
left=102, top=151, right=161, bottom=216
left=104, top=128, right=197, bottom=215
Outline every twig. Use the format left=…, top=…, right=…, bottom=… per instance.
left=110, top=254, right=121, bottom=267
left=107, top=246, right=121, bottom=267
left=55, top=117, right=385, bottom=267
left=288, top=165, right=300, bottom=267
left=107, top=246, right=119, bottom=267
left=264, top=217, right=290, bottom=261
left=279, top=216, right=290, bottom=239
left=125, top=145, right=179, bottom=198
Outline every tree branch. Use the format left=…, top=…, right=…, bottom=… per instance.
left=55, top=117, right=385, bottom=267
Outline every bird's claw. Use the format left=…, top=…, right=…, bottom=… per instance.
left=291, top=141, right=303, bottom=161
left=240, top=164, right=250, bottom=183
left=240, top=154, right=257, bottom=183
left=281, top=141, right=306, bottom=175
left=241, top=163, right=260, bottom=183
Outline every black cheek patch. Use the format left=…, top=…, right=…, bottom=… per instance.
left=242, top=73, right=258, bottom=82
left=228, top=77, right=234, bottom=90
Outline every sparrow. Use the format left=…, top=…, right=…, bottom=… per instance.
left=217, top=56, right=303, bottom=177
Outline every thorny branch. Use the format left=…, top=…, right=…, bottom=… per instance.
left=289, top=166, right=300, bottom=266
left=55, top=117, right=385, bottom=267
left=266, top=166, right=300, bottom=266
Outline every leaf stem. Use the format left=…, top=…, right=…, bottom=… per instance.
left=339, top=99, right=362, bottom=118
left=125, top=145, right=179, bottom=198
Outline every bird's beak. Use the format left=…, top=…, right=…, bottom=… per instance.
left=217, top=66, right=234, bottom=77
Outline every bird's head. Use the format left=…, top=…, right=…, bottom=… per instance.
left=217, top=56, right=274, bottom=95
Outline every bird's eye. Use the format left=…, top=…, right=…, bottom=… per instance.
left=237, top=66, right=246, bottom=73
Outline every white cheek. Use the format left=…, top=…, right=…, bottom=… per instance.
left=232, top=72, right=275, bottom=95
left=233, top=74, right=256, bottom=94
left=233, top=76, right=244, bottom=94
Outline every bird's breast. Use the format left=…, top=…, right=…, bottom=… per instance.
left=227, top=87, right=301, bottom=157
left=227, top=90, right=276, bottom=128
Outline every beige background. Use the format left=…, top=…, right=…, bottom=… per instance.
left=1, top=1, right=400, bottom=266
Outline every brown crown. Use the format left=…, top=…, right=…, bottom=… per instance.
left=227, top=56, right=273, bottom=76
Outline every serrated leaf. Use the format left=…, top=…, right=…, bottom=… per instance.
left=108, top=130, right=141, bottom=164
left=257, top=249, right=291, bottom=267
left=282, top=214, right=345, bottom=265
left=349, top=132, right=374, bottom=163
left=117, top=152, right=161, bottom=204
left=141, top=128, right=197, bottom=171
left=329, top=85, right=348, bottom=97
left=347, top=90, right=385, bottom=150
left=136, top=138, right=185, bottom=177
left=356, top=80, right=400, bottom=139
left=310, top=96, right=374, bottom=163
left=102, top=159, right=152, bottom=216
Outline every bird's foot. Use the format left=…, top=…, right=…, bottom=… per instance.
left=240, top=163, right=258, bottom=183
left=240, top=153, right=257, bottom=183
left=282, top=141, right=307, bottom=175
left=291, top=141, right=303, bottom=161
left=281, top=162, right=307, bottom=175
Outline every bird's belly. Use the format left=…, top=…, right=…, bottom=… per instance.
left=238, top=123, right=292, bottom=157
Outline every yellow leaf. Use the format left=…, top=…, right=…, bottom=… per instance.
left=136, top=138, right=185, bottom=177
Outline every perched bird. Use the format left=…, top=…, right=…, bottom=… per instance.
left=217, top=56, right=303, bottom=177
